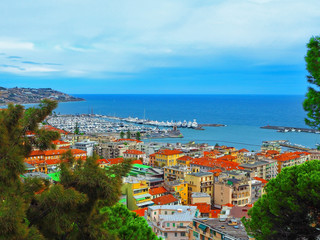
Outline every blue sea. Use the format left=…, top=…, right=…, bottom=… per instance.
left=30, top=94, right=320, bottom=150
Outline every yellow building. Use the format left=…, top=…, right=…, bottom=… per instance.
left=165, top=180, right=189, bottom=205
left=121, top=177, right=154, bottom=210
left=155, top=149, right=184, bottom=167
left=176, top=155, right=193, bottom=166
left=185, top=172, right=214, bottom=204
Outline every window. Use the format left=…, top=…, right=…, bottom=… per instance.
left=180, top=223, right=183, bottom=227
left=181, top=232, right=185, bottom=236
left=154, top=212, right=156, bottom=215
left=175, top=233, right=177, bottom=237
left=164, top=233, right=167, bottom=237
left=173, top=223, right=175, bottom=227
left=167, top=223, right=170, bottom=227
left=165, top=211, right=167, bottom=215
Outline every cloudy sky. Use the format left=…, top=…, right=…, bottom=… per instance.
left=0, top=0, right=319, bottom=94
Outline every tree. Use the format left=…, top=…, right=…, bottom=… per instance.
left=74, top=122, right=80, bottom=135
left=242, top=160, right=320, bottom=240
left=303, top=36, right=320, bottom=128
left=0, top=100, right=139, bottom=239
left=101, top=203, right=159, bottom=240
left=126, top=130, right=131, bottom=139
left=120, top=131, right=125, bottom=139
left=136, top=132, right=141, bottom=141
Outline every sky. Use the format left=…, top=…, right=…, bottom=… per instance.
left=0, top=0, right=319, bottom=94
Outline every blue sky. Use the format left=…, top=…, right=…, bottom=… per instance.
left=0, top=0, right=319, bottom=94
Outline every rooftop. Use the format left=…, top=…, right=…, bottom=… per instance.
left=156, top=149, right=183, bottom=156
left=194, top=218, right=249, bottom=240
left=152, top=194, right=179, bottom=205
left=149, top=186, right=168, bottom=196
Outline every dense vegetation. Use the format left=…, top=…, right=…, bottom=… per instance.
left=244, top=36, right=320, bottom=240
left=0, top=100, right=158, bottom=239
left=242, top=160, right=320, bottom=240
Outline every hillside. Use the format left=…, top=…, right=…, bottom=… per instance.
left=0, top=87, right=84, bottom=104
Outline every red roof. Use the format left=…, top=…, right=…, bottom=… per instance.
left=43, top=125, right=69, bottom=134
left=238, top=148, right=249, bottom=153
left=177, top=155, right=193, bottom=161
left=132, top=207, right=148, bottom=217
left=149, top=153, right=156, bottom=157
left=191, top=203, right=211, bottom=214
left=156, top=149, right=183, bottom=156
left=124, top=149, right=145, bottom=155
left=210, top=209, right=221, bottom=218
left=217, top=155, right=237, bottom=161
left=191, top=157, right=243, bottom=171
left=52, top=140, right=69, bottom=145
left=149, top=186, right=168, bottom=196
left=254, top=177, right=268, bottom=185
left=152, top=194, right=178, bottom=205
left=223, top=203, right=234, bottom=207
left=107, top=157, right=124, bottom=165
left=132, top=159, right=143, bottom=164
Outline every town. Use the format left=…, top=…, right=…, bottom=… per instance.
left=22, top=122, right=319, bottom=240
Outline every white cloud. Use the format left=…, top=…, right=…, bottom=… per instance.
left=0, top=40, right=34, bottom=50
left=0, top=0, right=319, bottom=77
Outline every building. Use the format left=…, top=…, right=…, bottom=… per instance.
left=121, top=176, right=154, bottom=210
left=73, top=139, right=97, bottom=157
left=190, top=218, right=253, bottom=240
left=146, top=205, right=198, bottom=240
left=176, top=155, right=193, bottom=166
left=25, top=149, right=87, bottom=173
left=155, top=149, right=184, bottom=167
left=152, top=194, right=180, bottom=206
left=52, top=140, right=71, bottom=149
left=185, top=172, right=214, bottom=204
left=190, top=192, right=211, bottom=205
left=273, top=152, right=310, bottom=173
left=94, top=142, right=120, bottom=159
left=165, top=180, right=189, bottom=205
left=149, top=186, right=169, bottom=199
left=163, top=165, right=193, bottom=182
left=123, top=149, right=146, bottom=159
left=240, top=160, right=278, bottom=180
left=214, top=178, right=251, bottom=207
left=261, top=140, right=282, bottom=152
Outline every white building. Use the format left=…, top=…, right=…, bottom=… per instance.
left=73, top=139, right=97, bottom=157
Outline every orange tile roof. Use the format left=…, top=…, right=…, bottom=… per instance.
left=132, top=159, right=143, bottom=164
left=274, top=152, right=302, bottom=162
left=43, top=125, right=69, bottom=134
left=217, top=155, right=237, bottom=161
left=253, top=177, right=268, bottom=184
left=223, top=203, right=234, bottom=207
left=191, top=203, right=211, bottom=214
left=191, top=157, right=243, bottom=171
left=177, top=155, right=193, bottom=161
left=97, top=159, right=108, bottom=164
left=156, top=149, right=183, bottom=156
left=149, top=153, right=156, bottom=157
left=124, top=149, right=145, bottom=155
left=238, top=148, right=249, bottom=153
left=149, top=186, right=168, bottom=196
left=107, top=157, right=124, bottom=165
left=210, top=209, right=221, bottom=218
left=52, top=140, right=69, bottom=145
left=152, top=194, right=178, bottom=205
left=132, top=207, right=148, bottom=217
left=266, top=150, right=279, bottom=155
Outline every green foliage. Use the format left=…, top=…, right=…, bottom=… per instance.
left=120, top=131, right=125, bottom=139
left=126, top=130, right=131, bottom=139
left=242, top=160, right=320, bottom=240
left=74, top=122, right=80, bottom=135
left=0, top=100, right=138, bottom=240
left=303, top=36, right=320, bottom=129
left=101, top=204, right=159, bottom=240
left=136, top=132, right=141, bottom=141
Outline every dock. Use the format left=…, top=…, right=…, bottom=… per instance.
left=261, top=125, right=319, bottom=134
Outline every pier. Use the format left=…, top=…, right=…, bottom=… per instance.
left=261, top=125, right=320, bottom=134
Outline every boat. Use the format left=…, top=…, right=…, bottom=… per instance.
left=191, top=119, right=198, bottom=128
left=182, top=120, right=187, bottom=128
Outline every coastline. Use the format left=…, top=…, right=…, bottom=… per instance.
left=0, top=98, right=85, bottom=107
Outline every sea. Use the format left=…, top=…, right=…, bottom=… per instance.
left=23, top=94, right=320, bottom=151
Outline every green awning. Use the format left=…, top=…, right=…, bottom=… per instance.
left=198, top=224, right=208, bottom=231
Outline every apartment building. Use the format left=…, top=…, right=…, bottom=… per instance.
left=155, top=149, right=184, bottom=167
left=274, top=152, right=310, bottom=173
left=240, top=159, right=278, bottom=180
left=146, top=205, right=198, bottom=240
left=185, top=172, right=214, bottom=204
left=163, top=165, right=193, bottom=182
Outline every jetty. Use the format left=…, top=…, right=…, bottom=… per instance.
left=261, top=125, right=320, bottom=134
